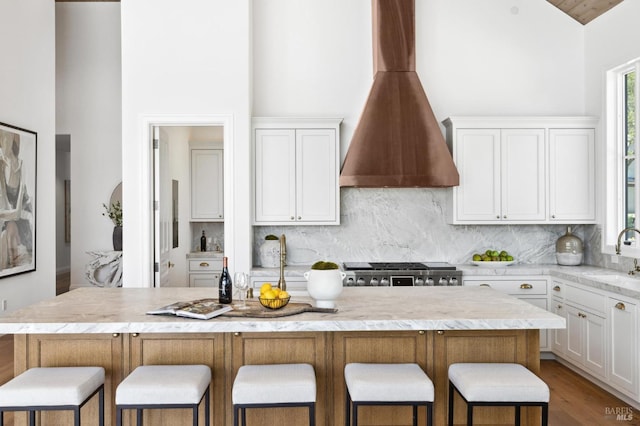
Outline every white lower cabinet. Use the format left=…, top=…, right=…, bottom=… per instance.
left=608, top=295, right=638, bottom=399
left=565, top=303, right=606, bottom=379
left=187, top=258, right=222, bottom=287
left=463, top=277, right=549, bottom=350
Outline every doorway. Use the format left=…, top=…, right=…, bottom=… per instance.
left=55, top=134, right=71, bottom=294
left=152, top=125, right=224, bottom=287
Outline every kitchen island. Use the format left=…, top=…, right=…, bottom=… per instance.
left=0, top=286, right=564, bottom=426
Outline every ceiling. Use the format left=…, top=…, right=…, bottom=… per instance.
left=54, top=0, right=623, bottom=26
left=547, top=0, right=624, bottom=24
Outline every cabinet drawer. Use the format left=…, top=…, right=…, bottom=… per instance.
left=189, top=259, right=222, bottom=272
left=464, top=279, right=547, bottom=295
left=565, top=284, right=605, bottom=315
left=550, top=281, right=564, bottom=298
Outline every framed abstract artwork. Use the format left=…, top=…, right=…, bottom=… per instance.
left=0, top=122, right=36, bottom=278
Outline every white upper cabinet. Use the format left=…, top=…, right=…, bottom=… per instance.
left=444, top=117, right=597, bottom=225
left=548, top=128, right=596, bottom=222
left=190, top=147, right=223, bottom=221
left=253, top=118, right=342, bottom=225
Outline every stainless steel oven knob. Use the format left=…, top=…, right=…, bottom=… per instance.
left=449, top=277, right=459, bottom=286
left=345, top=277, right=355, bottom=287
left=415, top=278, right=425, bottom=286
left=438, top=277, right=448, bottom=286
left=380, top=277, right=390, bottom=286
left=356, top=277, right=366, bottom=286
left=370, top=277, right=379, bottom=286
left=426, top=278, right=434, bottom=286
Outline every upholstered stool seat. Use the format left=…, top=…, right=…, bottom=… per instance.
left=0, top=366, right=105, bottom=426
left=232, top=363, right=316, bottom=426
left=448, top=363, right=549, bottom=426
left=115, top=364, right=211, bottom=426
left=344, top=363, right=434, bottom=426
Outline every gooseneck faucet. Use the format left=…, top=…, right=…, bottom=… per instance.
left=615, top=227, right=640, bottom=254
left=277, top=234, right=286, bottom=291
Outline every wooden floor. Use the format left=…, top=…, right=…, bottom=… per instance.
left=0, top=338, right=636, bottom=426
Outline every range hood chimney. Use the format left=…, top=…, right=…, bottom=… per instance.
left=340, top=0, right=459, bottom=188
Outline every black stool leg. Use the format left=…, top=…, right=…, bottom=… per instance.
left=467, top=403, right=473, bottom=426
left=233, top=405, right=239, bottom=426
left=345, top=387, right=351, bottom=426
left=241, top=407, right=247, bottom=426
left=116, top=407, right=122, bottom=426
left=192, top=403, right=198, bottom=426
left=448, top=382, right=454, bottom=426
left=137, top=408, right=143, bottom=425
left=309, top=402, right=315, bottom=426
left=29, top=410, right=35, bottom=426
left=515, top=405, right=521, bottom=426
left=426, top=403, right=433, bottom=426
left=353, top=402, right=359, bottom=426
left=0, top=410, right=3, bottom=426
left=204, top=386, right=210, bottom=426
left=413, top=405, right=418, bottom=426
left=542, top=404, right=549, bottom=426
left=74, top=406, right=81, bottom=426
left=98, top=386, right=104, bottom=426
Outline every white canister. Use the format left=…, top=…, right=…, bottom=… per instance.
left=259, top=239, right=280, bottom=268
left=304, top=269, right=346, bottom=309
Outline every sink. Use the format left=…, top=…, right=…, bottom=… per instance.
left=583, top=273, right=640, bottom=285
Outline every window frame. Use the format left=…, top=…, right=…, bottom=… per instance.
left=605, top=59, right=640, bottom=257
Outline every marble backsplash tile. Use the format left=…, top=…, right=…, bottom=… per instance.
left=254, top=188, right=598, bottom=267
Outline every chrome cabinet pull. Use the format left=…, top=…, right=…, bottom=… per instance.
left=436, top=330, right=444, bottom=335
left=556, top=305, right=562, bottom=309
left=553, top=285, right=561, bottom=292
left=520, top=283, right=533, bottom=289
left=418, top=330, right=425, bottom=335
left=132, top=333, right=139, bottom=337
left=112, top=333, right=120, bottom=338
left=200, top=262, right=209, bottom=267
left=615, top=302, right=626, bottom=311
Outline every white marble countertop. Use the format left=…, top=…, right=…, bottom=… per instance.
left=186, top=251, right=224, bottom=259
left=0, top=286, right=563, bottom=334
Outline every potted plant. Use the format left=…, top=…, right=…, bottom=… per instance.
left=304, top=261, right=346, bottom=308
left=102, top=201, right=123, bottom=251
left=259, top=234, right=280, bottom=268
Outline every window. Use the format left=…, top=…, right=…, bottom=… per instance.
left=606, top=59, right=640, bottom=255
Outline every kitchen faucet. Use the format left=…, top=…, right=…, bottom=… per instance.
left=615, top=227, right=640, bottom=275
left=277, top=234, right=286, bottom=291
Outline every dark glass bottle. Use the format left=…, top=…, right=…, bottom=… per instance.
left=219, top=257, right=232, bottom=304
left=200, top=230, right=206, bottom=252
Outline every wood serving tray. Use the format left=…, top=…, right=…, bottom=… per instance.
left=221, top=301, right=337, bottom=318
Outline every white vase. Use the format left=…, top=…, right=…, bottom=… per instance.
left=304, top=269, right=346, bottom=309
left=259, top=240, right=280, bottom=268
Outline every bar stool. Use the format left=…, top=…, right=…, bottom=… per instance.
left=232, top=363, right=316, bottom=426
left=0, top=366, right=105, bottom=426
left=115, top=364, right=211, bottom=426
left=448, top=363, right=549, bottom=426
left=344, top=363, right=434, bottom=426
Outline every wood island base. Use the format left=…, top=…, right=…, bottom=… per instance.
left=13, top=329, right=541, bottom=426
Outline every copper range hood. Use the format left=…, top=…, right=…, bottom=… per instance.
left=340, top=0, right=459, bottom=188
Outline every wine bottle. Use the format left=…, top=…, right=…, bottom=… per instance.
left=200, top=230, right=206, bottom=252
left=219, top=257, right=232, bottom=304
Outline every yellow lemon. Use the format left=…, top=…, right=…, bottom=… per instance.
left=262, top=290, right=277, bottom=300
left=272, top=287, right=281, bottom=296
left=260, top=283, right=272, bottom=295
left=278, top=291, right=289, bottom=299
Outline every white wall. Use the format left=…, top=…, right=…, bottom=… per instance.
left=0, top=0, right=56, bottom=313
left=56, top=3, right=122, bottom=288
left=121, top=0, right=252, bottom=286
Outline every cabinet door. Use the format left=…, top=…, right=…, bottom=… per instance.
left=548, top=129, right=595, bottom=222
left=501, top=129, right=545, bottom=221
left=191, top=149, right=223, bottom=221
left=296, top=129, right=338, bottom=223
left=254, top=129, right=296, bottom=222
left=565, top=304, right=585, bottom=364
left=189, top=273, right=220, bottom=287
left=522, top=296, right=549, bottom=350
left=128, top=333, right=225, bottom=426
left=583, top=310, right=606, bottom=379
left=551, top=299, right=567, bottom=355
left=609, top=297, right=638, bottom=398
left=453, top=129, right=501, bottom=221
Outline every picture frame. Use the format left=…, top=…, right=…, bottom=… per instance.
left=0, top=121, right=36, bottom=278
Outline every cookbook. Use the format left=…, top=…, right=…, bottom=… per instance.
left=146, top=298, right=232, bottom=320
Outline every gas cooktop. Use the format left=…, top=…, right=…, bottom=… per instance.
left=343, top=262, right=456, bottom=271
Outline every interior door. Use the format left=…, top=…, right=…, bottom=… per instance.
left=153, top=127, right=171, bottom=287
